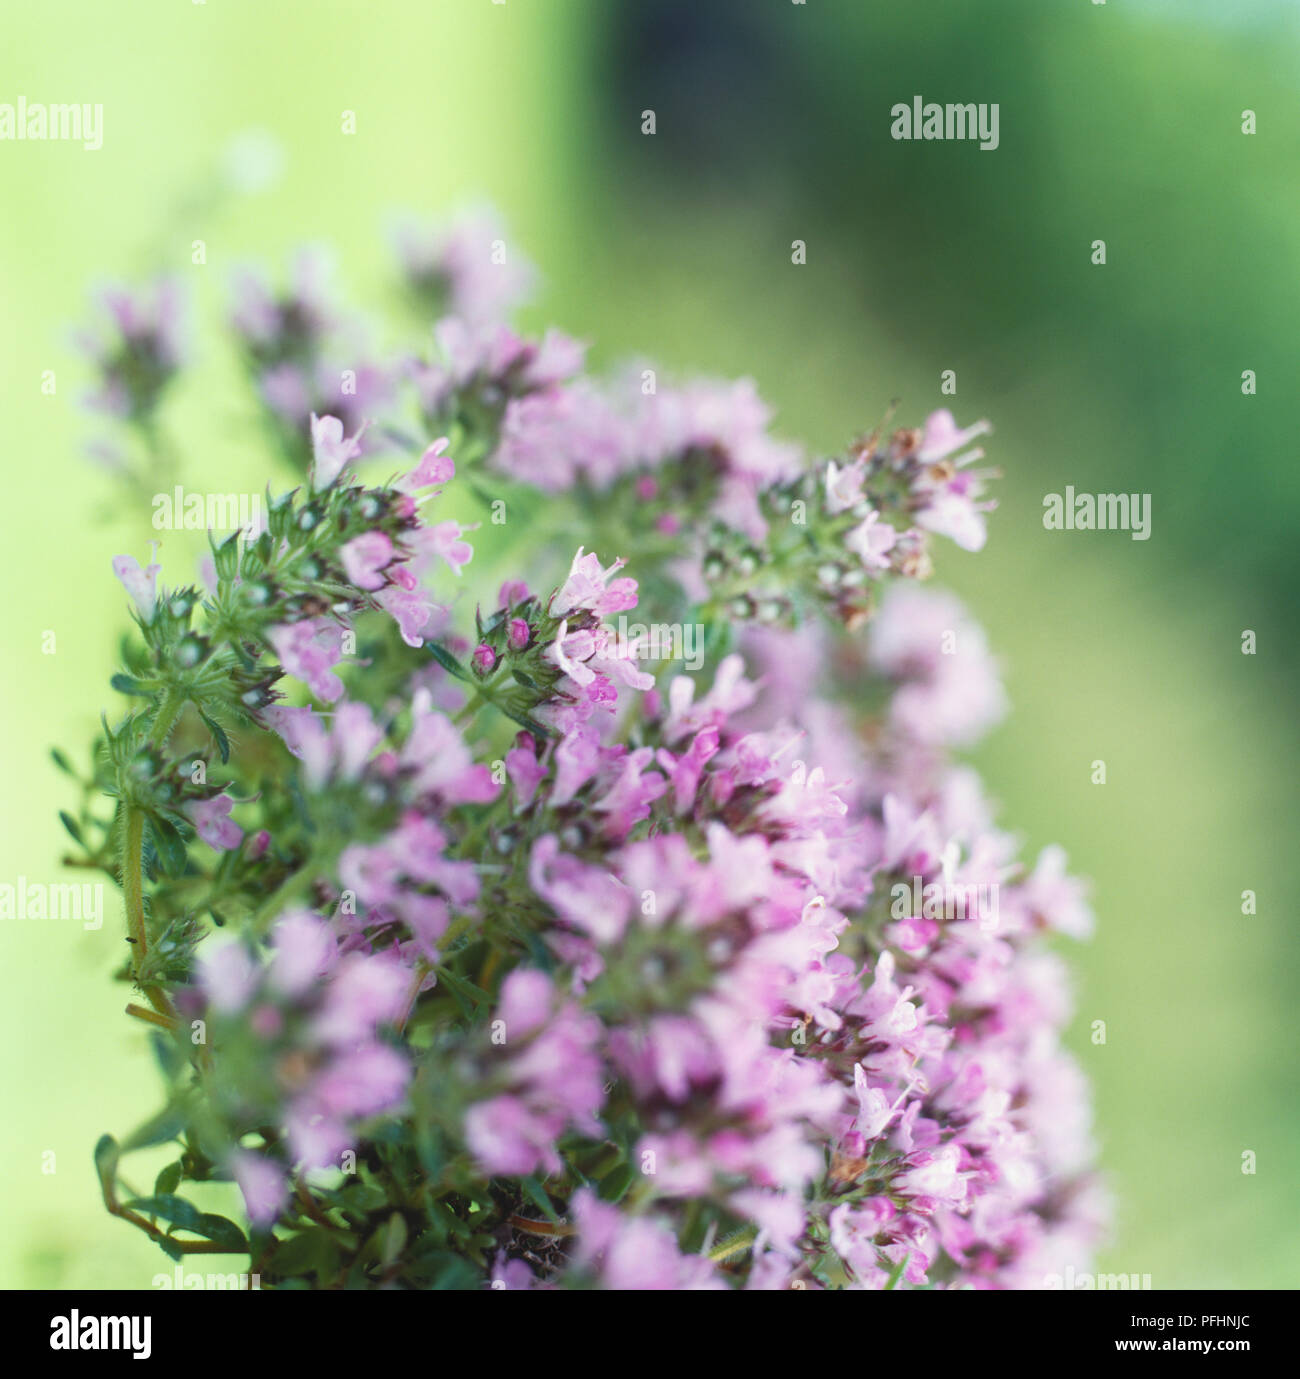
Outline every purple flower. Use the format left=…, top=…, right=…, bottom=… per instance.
left=312, top=1043, right=410, bottom=1118
left=398, top=438, right=455, bottom=493
left=309, top=412, right=365, bottom=491
left=185, top=793, right=244, bottom=852
left=198, top=942, right=260, bottom=1014
left=267, top=618, right=346, bottom=703
left=549, top=548, right=639, bottom=619
left=111, top=548, right=162, bottom=620
left=391, top=208, right=536, bottom=324
left=339, top=530, right=394, bottom=591
left=230, top=1150, right=289, bottom=1228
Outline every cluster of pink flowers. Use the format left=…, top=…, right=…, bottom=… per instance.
left=174, top=502, right=1101, bottom=1286
left=228, top=249, right=395, bottom=460
left=481, top=562, right=1104, bottom=1288
left=86, top=214, right=1102, bottom=1290
left=76, top=276, right=186, bottom=422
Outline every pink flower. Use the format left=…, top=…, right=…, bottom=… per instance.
left=309, top=412, right=365, bottom=491
left=505, top=735, right=548, bottom=809
left=185, top=793, right=244, bottom=851
left=545, top=621, right=654, bottom=695
left=824, top=456, right=867, bottom=514
left=868, top=586, right=1007, bottom=747
left=570, top=1190, right=726, bottom=1290
left=374, top=584, right=442, bottom=648
left=895, top=1143, right=969, bottom=1208
left=268, top=910, right=337, bottom=998
left=914, top=485, right=994, bottom=554
left=230, top=1150, right=289, bottom=1228
left=413, top=520, right=474, bottom=576
left=497, top=969, right=554, bottom=1040
left=286, top=1104, right=352, bottom=1170
left=549, top=548, right=639, bottom=619
left=489, top=1255, right=538, bottom=1290
left=917, top=409, right=991, bottom=463
left=656, top=725, right=720, bottom=814
left=400, top=690, right=499, bottom=803
left=111, top=547, right=162, bottom=620
left=844, top=511, right=897, bottom=571
left=398, top=438, right=455, bottom=493
left=909, top=415, right=997, bottom=553
left=1019, top=845, right=1094, bottom=939
left=311, top=952, right=411, bottom=1047
left=392, top=209, right=536, bottom=325
left=198, top=942, right=260, bottom=1013
left=529, top=835, right=632, bottom=943
left=550, top=725, right=601, bottom=806
left=467, top=984, right=604, bottom=1178
left=464, top=1096, right=556, bottom=1176
left=267, top=618, right=346, bottom=702
left=312, top=1043, right=410, bottom=1118
left=339, top=530, right=394, bottom=591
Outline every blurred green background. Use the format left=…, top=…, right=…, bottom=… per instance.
left=1, top=0, right=1295, bottom=1288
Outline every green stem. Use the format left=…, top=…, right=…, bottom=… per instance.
left=453, top=689, right=488, bottom=725
left=709, top=1224, right=759, bottom=1262
left=122, top=806, right=147, bottom=955
left=120, top=804, right=174, bottom=1017
left=150, top=690, right=186, bottom=748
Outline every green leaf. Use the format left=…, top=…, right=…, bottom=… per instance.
left=434, top=966, right=488, bottom=1019
left=341, top=1182, right=390, bottom=1214
left=154, top=1162, right=183, bottom=1197
left=110, top=673, right=150, bottom=697
left=377, top=1213, right=407, bottom=1267
left=426, top=641, right=470, bottom=681
left=518, top=927, right=556, bottom=973
left=58, top=811, right=84, bottom=845
left=498, top=703, right=551, bottom=739
left=50, top=748, right=75, bottom=775
left=597, top=1162, right=636, bottom=1204
left=428, top=1254, right=482, bottom=1290
left=150, top=1031, right=184, bottom=1079
left=193, top=1213, right=249, bottom=1252
left=148, top=814, right=189, bottom=878
left=93, top=1134, right=119, bottom=1196
left=121, top=1194, right=245, bottom=1250
left=415, top=1124, right=447, bottom=1179
left=519, top=1175, right=561, bottom=1225
left=198, top=711, right=231, bottom=764
left=270, top=1228, right=341, bottom=1281
left=124, top=1193, right=204, bottom=1232
left=122, top=1103, right=188, bottom=1152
